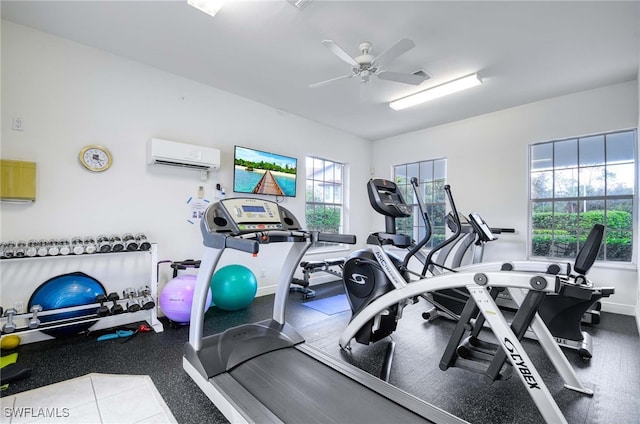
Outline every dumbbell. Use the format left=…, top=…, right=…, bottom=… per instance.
left=110, top=235, right=124, bottom=252
left=122, top=233, right=138, bottom=251
left=25, top=240, right=38, bottom=257
left=83, top=236, right=97, bottom=254
left=29, top=305, right=42, bottom=329
left=96, top=294, right=110, bottom=317
left=3, top=309, right=17, bottom=334
left=47, top=239, right=60, bottom=256
left=123, top=288, right=141, bottom=313
left=3, top=241, right=15, bottom=258
left=107, top=292, right=124, bottom=315
left=136, top=233, right=151, bottom=251
left=97, top=235, right=112, bottom=253
left=36, top=239, right=48, bottom=257
left=138, top=285, right=155, bottom=310
left=58, top=239, right=71, bottom=256
left=15, top=241, right=26, bottom=258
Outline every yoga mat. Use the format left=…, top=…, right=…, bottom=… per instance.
left=302, top=294, right=350, bottom=315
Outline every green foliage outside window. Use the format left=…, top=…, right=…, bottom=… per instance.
left=531, top=210, right=632, bottom=261
left=306, top=207, right=341, bottom=233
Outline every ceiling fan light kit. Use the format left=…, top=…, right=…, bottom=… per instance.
left=389, top=73, right=483, bottom=111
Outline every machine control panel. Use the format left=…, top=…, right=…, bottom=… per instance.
left=202, top=197, right=301, bottom=236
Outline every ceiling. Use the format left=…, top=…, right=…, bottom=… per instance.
left=2, top=1, right=639, bottom=141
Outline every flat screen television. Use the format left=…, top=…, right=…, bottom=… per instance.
left=233, top=146, right=297, bottom=197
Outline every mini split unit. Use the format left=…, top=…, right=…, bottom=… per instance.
left=147, top=138, right=220, bottom=171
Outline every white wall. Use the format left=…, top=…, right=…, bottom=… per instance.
left=0, top=21, right=372, bottom=307
left=372, top=81, right=639, bottom=315
left=637, top=40, right=640, bottom=328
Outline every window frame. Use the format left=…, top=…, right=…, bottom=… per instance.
left=305, top=156, right=345, bottom=249
left=527, top=129, right=637, bottom=265
left=392, top=158, right=448, bottom=250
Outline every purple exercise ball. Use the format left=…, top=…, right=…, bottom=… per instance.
left=159, top=274, right=212, bottom=323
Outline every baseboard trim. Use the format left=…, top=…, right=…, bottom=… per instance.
left=601, top=301, right=636, bottom=316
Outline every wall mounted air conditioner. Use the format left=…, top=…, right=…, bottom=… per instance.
left=147, top=138, right=220, bottom=171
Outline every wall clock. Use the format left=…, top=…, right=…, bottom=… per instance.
left=79, top=145, right=112, bottom=172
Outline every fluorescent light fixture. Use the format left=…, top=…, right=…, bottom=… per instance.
left=287, top=0, right=312, bottom=9
left=389, top=73, right=482, bottom=111
left=187, top=0, right=225, bottom=17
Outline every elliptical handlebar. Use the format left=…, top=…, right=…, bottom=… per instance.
left=401, top=178, right=433, bottom=270
left=421, top=185, right=463, bottom=276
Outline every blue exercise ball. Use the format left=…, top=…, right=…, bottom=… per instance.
left=29, top=272, right=106, bottom=337
left=210, top=265, right=257, bottom=311
left=159, top=274, right=212, bottom=324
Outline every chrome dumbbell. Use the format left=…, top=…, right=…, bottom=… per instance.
left=138, top=285, right=155, bottom=310
left=47, top=239, right=60, bottom=256
left=26, top=240, right=38, bottom=257
left=97, top=235, right=111, bottom=253
left=123, top=288, right=141, bottom=312
left=122, top=233, right=138, bottom=251
left=29, top=305, right=42, bottom=329
left=71, top=237, right=85, bottom=255
left=36, top=239, right=48, bottom=257
left=84, top=236, right=97, bottom=254
left=3, top=309, right=17, bottom=333
left=110, top=235, right=124, bottom=252
left=3, top=241, right=16, bottom=258
left=15, top=241, right=26, bottom=258
left=58, top=239, right=71, bottom=256
left=136, top=233, right=151, bottom=251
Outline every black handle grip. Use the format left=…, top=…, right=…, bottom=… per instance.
left=225, top=237, right=260, bottom=254
left=317, top=233, right=357, bottom=244
left=491, top=227, right=516, bottom=234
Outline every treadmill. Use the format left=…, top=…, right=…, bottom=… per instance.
left=183, top=197, right=468, bottom=424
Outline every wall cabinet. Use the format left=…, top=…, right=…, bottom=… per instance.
left=0, top=244, right=163, bottom=344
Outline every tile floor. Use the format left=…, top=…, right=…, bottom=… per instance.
left=0, top=374, right=177, bottom=424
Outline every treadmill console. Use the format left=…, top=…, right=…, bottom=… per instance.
left=367, top=178, right=412, bottom=218
left=202, top=198, right=301, bottom=235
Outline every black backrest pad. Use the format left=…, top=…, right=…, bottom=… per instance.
left=574, top=224, right=604, bottom=275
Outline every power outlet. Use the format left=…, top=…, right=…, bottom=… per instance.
left=14, top=300, right=24, bottom=314
left=259, top=269, right=266, bottom=278
left=12, top=117, right=24, bottom=131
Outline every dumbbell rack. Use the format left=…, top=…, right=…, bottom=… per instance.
left=0, top=244, right=163, bottom=344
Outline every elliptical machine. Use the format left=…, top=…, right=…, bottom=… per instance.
left=342, top=177, right=458, bottom=379
left=342, top=178, right=413, bottom=348
left=343, top=177, right=475, bottom=347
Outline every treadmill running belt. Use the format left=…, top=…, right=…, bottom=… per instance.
left=229, top=347, right=433, bottom=423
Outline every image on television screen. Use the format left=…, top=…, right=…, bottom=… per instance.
left=233, top=146, right=297, bottom=197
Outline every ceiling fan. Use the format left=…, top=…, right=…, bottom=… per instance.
left=309, top=38, right=428, bottom=89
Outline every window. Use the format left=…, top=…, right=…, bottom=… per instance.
left=529, top=129, right=636, bottom=262
left=305, top=157, right=344, bottom=239
left=393, top=158, right=447, bottom=249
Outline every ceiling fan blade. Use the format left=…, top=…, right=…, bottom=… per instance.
left=321, top=40, right=359, bottom=67
left=309, top=73, right=354, bottom=88
left=372, top=38, right=415, bottom=67
left=377, top=71, right=426, bottom=85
